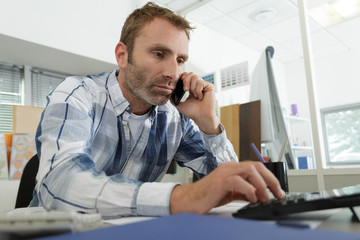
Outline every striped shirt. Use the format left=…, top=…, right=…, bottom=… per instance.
left=30, top=70, right=238, bottom=217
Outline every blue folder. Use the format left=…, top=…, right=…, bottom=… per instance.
left=33, top=213, right=359, bottom=240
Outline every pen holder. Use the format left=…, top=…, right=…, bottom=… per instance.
left=264, top=162, right=289, bottom=193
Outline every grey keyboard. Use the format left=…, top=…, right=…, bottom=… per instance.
left=0, top=207, right=102, bottom=238
left=233, top=185, right=360, bottom=220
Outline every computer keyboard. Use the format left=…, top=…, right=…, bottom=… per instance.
left=0, top=207, right=102, bottom=238
left=233, top=184, right=360, bottom=220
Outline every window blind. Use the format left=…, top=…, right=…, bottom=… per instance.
left=31, top=69, right=67, bottom=108
left=0, top=63, right=23, bottom=133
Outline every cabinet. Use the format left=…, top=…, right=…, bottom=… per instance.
left=220, top=101, right=261, bottom=161
left=284, top=116, right=315, bottom=169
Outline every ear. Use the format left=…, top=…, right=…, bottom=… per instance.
left=115, top=42, right=128, bottom=69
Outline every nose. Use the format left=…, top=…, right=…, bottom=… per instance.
left=163, top=58, right=181, bottom=81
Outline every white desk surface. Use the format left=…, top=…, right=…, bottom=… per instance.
left=102, top=201, right=348, bottom=231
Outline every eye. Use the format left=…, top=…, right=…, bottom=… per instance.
left=153, top=51, right=164, bottom=58
left=177, top=58, right=185, bottom=65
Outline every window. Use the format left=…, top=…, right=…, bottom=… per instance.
left=31, top=69, right=67, bottom=107
left=321, top=103, right=360, bottom=166
left=220, top=61, right=249, bottom=89
left=0, top=63, right=23, bottom=133
left=0, top=63, right=69, bottom=132
left=203, top=73, right=215, bottom=85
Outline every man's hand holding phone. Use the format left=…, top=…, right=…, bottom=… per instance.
left=172, top=72, right=221, bottom=135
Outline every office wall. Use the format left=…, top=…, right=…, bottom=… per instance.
left=284, top=48, right=360, bottom=114
left=187, top=22, right=290, bottom=111
left=315, top=49, right=360, bottom=109
left=0, top=0, right=142, bottom=64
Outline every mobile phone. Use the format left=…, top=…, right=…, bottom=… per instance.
left=172, top=78, right=185, bottom=106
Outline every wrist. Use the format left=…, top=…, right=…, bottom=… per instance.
left=169, top=184, right=204, bottom=215
left=170, top=185, right=189, bottom=214
left=194, top=114, right=221, bottom=135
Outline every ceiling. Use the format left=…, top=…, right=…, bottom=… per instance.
left=153, top=0, right=360, bottom=63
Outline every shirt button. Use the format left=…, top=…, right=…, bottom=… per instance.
left=211, top=143, right=216, bottom=148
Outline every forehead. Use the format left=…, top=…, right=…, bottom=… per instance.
left=134, top=18, right=189, bottom=54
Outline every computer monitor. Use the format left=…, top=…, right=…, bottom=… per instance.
left=249, top=46, right=295, bottom=169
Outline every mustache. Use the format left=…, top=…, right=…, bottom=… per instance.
left=153, top=76, right=176, bottom=88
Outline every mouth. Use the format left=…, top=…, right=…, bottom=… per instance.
left=155, top=85, right=173, bottom=94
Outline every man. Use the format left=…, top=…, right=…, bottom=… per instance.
left=30, top=2, right=285, bottom=217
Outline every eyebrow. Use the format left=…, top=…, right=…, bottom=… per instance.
left=149, top=44, right=189, bottom=62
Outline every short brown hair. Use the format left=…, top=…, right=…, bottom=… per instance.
left=120, top=2, right=194, bottom=59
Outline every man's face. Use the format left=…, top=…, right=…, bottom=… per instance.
left=123, top=17, right=189, bottom=106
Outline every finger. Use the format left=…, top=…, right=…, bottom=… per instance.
left=225, top=175, right=258, bottom=203
left=194, top=80, right=204, bottom=100
left=255, top=163, right=286, bottom=199
left=189, top=75, right=199, bottom=98
left=246, top=164, right=270, bottom=202
left=221, top=162, right=277, bottom=202
left=181, top=72, right=192, bottom=91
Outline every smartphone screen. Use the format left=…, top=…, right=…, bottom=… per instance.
left=172, top=78, right=185, bottom=106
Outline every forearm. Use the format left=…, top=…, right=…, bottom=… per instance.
left=37, top=133, right=179, bottom=217
left=37, top=157, right=179, bottom=217
left=193, top=113, right=221, bottom=135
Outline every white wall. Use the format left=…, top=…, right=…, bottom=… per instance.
left=283, top=59, right=311, bottom=118
left=187, top=23, right=257, bottom=107
left=187, top=22, right=290, bottom=112
left=0, top=181, right=19, bottom=212
left=0, top=0, right=150, bottom=75
left=283, top=47, right=360, bottom=118
left=315, top=48, right=360, bottom=109
left=0, top=0, right=141, bottom=64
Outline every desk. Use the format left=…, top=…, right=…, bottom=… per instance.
left=32, top=204, right=360, bottom=240
left=320, top=208, right=360, bottom=233
left=1, top=202, right=359, bottom=240
left=103, top=202, right=360, bottom=233
left=101, top=202, right=248, bottom=226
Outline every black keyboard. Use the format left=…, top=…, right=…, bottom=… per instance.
left=233, top=184, right=360, bottom=220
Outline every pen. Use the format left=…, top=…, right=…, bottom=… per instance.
left=250, top=143, right=266, bottom=163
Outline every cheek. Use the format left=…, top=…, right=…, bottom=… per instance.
left=145, top=65, right=165, bottom=80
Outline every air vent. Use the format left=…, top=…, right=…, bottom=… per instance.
left=221, top=61, right=249, bottom=89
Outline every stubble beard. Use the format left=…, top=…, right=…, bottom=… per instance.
left=124, top=62, right=172, bottom=106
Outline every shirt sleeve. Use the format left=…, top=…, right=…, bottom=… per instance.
left=174, top=116, right=238, bottom=178
left=136, top=182, right=180, bottom=216
left=33, top=77, right=176, bottom=217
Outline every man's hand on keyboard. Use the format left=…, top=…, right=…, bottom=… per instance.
left=169, top=161, right=286, bottom=215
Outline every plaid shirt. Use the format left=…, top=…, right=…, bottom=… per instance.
left=31, top=70, right=237, bottom=217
